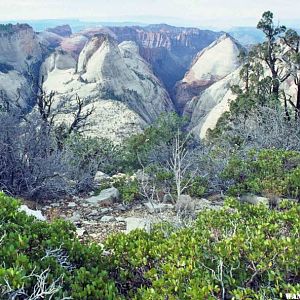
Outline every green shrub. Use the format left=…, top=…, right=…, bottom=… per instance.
left=0, top=192, right=120, bottom=300
left=2, top=192, right=300, bottom=299
left=184, top=175, right=207, bottom=198
left=223, top=149, right=300, bottom=198
left=121, top=113, right=188, bottom=171
left=114, top=176, right=139, bottom=204
left=144, top=166, right=208, bottom=200
left=105, top=198, right=300, bottom=299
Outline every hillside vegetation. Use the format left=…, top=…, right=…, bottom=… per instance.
left=0, top=193, right=299, bottom=299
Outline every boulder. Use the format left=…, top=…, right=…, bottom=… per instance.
left=19, top=205, right=46, bottom=221
left=194, top=198, right=223, bottom=211
left=178, top=194, right=193, bottom=202
left=76, top=228, right=87, bottom=237
left=100, top=216, right=116, bottom=222
left=87, top=209, right=98, bottom=216
left=125, top=217, right=151, bottom=233
left=94, top=171, right=111, bottom=185
left=100, top=208, right=111, bottom=214
left=240, top=194, right=269, bottom=206
left=85, top=187, right=119, bottom=206
left=67, top=212, right=81, bottom=223
left=67, top=202, right=77, bottom=208
left=144, top=201, right=174, bottom=213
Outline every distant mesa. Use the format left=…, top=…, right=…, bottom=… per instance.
left=46, top=24, right=72, bottom=37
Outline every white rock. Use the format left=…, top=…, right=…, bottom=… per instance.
left=67, top=212, right=81, bottom=223
left=144, top=202, right=174, bottom=213
left=42, top=206, right=51, bottom=210
left=76, top=228, right=87, bottom=237
left=19, top=205, right=46, bottom=221
left=88, top=209, right=98, bottom=216
left=125, top=217, right=151, bottom=233
left=94, top=171, right=110, bottom=184
left=187, top=68, right=240, bottom=139
left=67, top=202, right=77, bottom=208
left=240, top=194, right=269, bottom=206
left=82, top=220, right=97, bottom=225
left=100, top=215, right=115, bottom=222
left=85, top=187, right=119, bottom=206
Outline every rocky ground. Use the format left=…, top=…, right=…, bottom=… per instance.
left=20, top=190, right=225, bottom=244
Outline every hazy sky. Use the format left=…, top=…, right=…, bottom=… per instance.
left=0, top=0, right=299, bottom=28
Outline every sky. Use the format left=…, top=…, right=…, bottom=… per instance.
left=0, top=0, right=299, bottom=29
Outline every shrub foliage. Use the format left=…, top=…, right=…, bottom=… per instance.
left=1, top=193, right=300, bottom=299
left=223, top=149, right=300, bottom=198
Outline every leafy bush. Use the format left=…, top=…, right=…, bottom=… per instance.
left=142, top=166, right=208, bottom=200
left=1, top=192, right=300, bottom=299
left=63, top=134, right=121, bottom=184
left=184, top=175, right=208, bottom=198
left=121, top=112, right=188, bottom=171
left=105, top=198, right=300, bottom=299
left=0, top=192, right=119, bottom=299
left=223, top=149, right=300, bottom=198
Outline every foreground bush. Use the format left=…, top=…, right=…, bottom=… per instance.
left=1, top=193, right=300, bottom=299
left=0, top=193, right=119, bottom=299
left=106, top=198, right=300, bottom=299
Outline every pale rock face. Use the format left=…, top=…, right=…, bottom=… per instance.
left=0, top=70, right=31, bottom=104
left=189, top=47, right=300, bottom=139
left=189, top=68, right=241, bottom=139
left=109, top=25, right=222, bottom=91
left=41, top=35, right=173, bottom=142
left=0, top=25, right=43, bottom=106
left=58, top=100, right=145, bottom=142
left=46, top=25, right=72, bottom=38
left=0, top=24, right=42, bottom=72
left=183, top=34, right=241, bottom=85
left=38, top=31, right=63, bottom=49
left=175, top=34, right=242, bottom=112
left=59, top=27, right=117, bottom=57
left=40, top=50, right=76, bottom=81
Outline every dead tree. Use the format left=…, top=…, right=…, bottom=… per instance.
left=166, top=130, right=197, bottom=202
left=0, top=85, right=96, bottom=200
